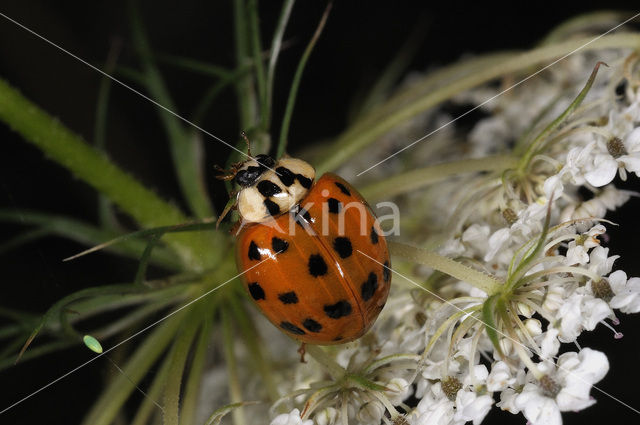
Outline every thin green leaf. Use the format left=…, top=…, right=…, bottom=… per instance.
left=0, top=209, right=180, bottom=268
left=130, top=348, right=173, bottom=425
left=180, top=312, right=214, bottom=425
left=276, top=2, right=332, bottom=158
left=482, top=294, right=504, bottom=359
left=313, top=33, right=640, bottom=174
left=233, top=0, right=258, bottom=130
left=0, top=77, right=217, bottom=269
left=204, top=402, right=261, bottom=425
left=265, top=0, right=296, bottom=129
left=134, top=233, right=161, bottom=285
left=247, top=0, right=268, bottom=131
left=0, top=228, right=50, bottom=255
left=163, top=310, right=200, bottom=425
left=81, top=311, right=185, bottom=425
left=129, top=3, right=214, bottom=219
left=63, top=218, right=218, bottom=262
left=156, top=54, right=233, bottom=78
left=517, top=61, right=607, bottom=167
left=221, top=304, right=246, bottom=425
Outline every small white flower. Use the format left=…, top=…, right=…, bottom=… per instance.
left=484, top=228, right=510, bottom=261
left=315, top=407, right=337, bottom=425
left=514, top=384, right=562, bottom=425
left=453, top=390, right=493, bottom=425
left=271, top=408, right=313, bottom=425
left=386, top=377, right=412, bottom=405
left=486, top=361, right=514, bottom=392
left=608, top=270, right=640, bottom=313
left=356, top=399, right=385, bottom=424
left=538, top=328, right=560, bottom=359
left=555, top=348, right=609, bottom=411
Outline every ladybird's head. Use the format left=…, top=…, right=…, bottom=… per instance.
left=234, top=154, right=276, bottom=188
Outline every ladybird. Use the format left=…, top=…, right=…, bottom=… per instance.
left=236, top=172, right=391, bottom=344
left=217, top=154, right=316, bottom=224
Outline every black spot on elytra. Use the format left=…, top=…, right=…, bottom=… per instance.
left=276, top=167, right=295, bottom=186
left=272, top=237, right=289, bottom=253
left=327, top=198, right=341, bottom=214
left=324, top=300, right=352, bottom=319
left=257, top=180, right=282, bottom=197
left=248, top=282, right=265, bottom=300
left=308, top=254, right=328, bottom=277
left=303, top=318, right=322, bottom=332
left=383, top=260, right=391, bottom=282
left=280, top=321, right=305, bottom=335
left=370, top=226, right=379, bottom=244
left=334, top=181, right=351, bottom=196
left=248, top=241, right=260, bottom=261
left=278, top=291, right=298, bottom=304
left=333, top=335, right=344, bottom=341
left=296, top=174, right=312, bottom=189
left=361, top=272, right=378, bottom=301
left=264, top=199, right=281, bottom=216
left=333, top=237, right=352, bottom=258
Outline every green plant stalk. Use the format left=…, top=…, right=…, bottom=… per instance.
left=129, top=4, right=214, bottom=220
left=180, top=313, right=213, bottom=425
left=0, top=209, right=180, bottom=268
left=229, top=294, right=280, bottom=402
left=222, top=304, right=246, bottom=425
left=130, top=349, right=173, bottom=425
left=81, top=312, right=185, bottom=425
left=266, top=0, right=295, bottom=129
left=276, top=3, right=332, bottom=159
left=0, top=78, right=216, bottom=270
left=315, top=33, right=640, bottom=174
left=359, top=155, right=517, bottom=201
left=305, top=344, right=345, bottom=380
left=247, top=0, right=268, bottom=131
left=389, top=241, right=502, bottom=295
left=234, top=0, right=258, bottom=130
left=163, top=309, right=200, bottom=425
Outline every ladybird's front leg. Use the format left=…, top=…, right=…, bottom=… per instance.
left=297, top=342, right=307, bottom=363
left=216, top=192, right=238, bottom=229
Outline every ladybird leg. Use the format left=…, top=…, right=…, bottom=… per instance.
left=216, top=195, right=238, bottom=229
left=297, top=342, right=307, bottom=363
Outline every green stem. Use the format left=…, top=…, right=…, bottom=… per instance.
left=222, top=305, right=246, bottom=425
left=305, top=344, right=345, bottom=380
left=266, top=0, right=295, bottom=129
left=276, top=3, right=332, bottom=158
left=234, top=0, right=257, bottom=130
left=0, top=77, right=216, bottom=270
left=389, top=241, right=502, bottom=295
left=359, top=154, right=517, bottom=201
left=315, top=33, right=640, bottom=174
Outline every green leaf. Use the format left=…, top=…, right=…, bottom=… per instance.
left=482, top=294, right=504, bottom=359
left=276, top=3, right=332, bottom=159
left=128, top=4, right=214, bottom=220
left=203, top=402, right=260, bottom=425
left=0, top=77, right=219, bottom=269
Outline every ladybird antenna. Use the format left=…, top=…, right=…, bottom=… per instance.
left=241, top=131, right=252, bottom=157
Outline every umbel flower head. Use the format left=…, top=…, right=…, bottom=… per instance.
left=254, top=47, right=640, bottom=425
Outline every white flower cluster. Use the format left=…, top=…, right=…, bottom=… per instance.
left=266, top=50, right=640, bottom=425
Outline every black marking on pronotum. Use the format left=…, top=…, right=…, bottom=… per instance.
left=333, top=237, right=352, bottom=258
left=280, top=321, right=305, bottom=335
left=248, top=241, right=261, bottom=261
left=264, top=199, right=281, bottom=216
left=370, top=225, right=379, bottom=244
left=272, top=237, right=289, bottom=253
left=248, top=282, right=265, bottom=300
left=324, top=300, right=352, bottom=319
left=327, top=198, right=341, bottom=214
left=361, top=272, right=378, bottom=301
left=334, top=181, right=351, bottom=196
left=257, top=180, right=282, bottom=197
left=276, top=167, right=295, bottom=186
left=303, top=318, right=322, bottom=333
left=296, top=174, right=313, bottom=189
left=383, top=260, right=391, bottom=283
left=308, top=254, right=328, bottom=277
left=278, top=291, right=299, bottom=304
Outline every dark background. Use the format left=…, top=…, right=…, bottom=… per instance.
left=1, top=1, right=639, bottom=424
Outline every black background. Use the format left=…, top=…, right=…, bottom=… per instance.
left=1, top=1, right=640, bottom=424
